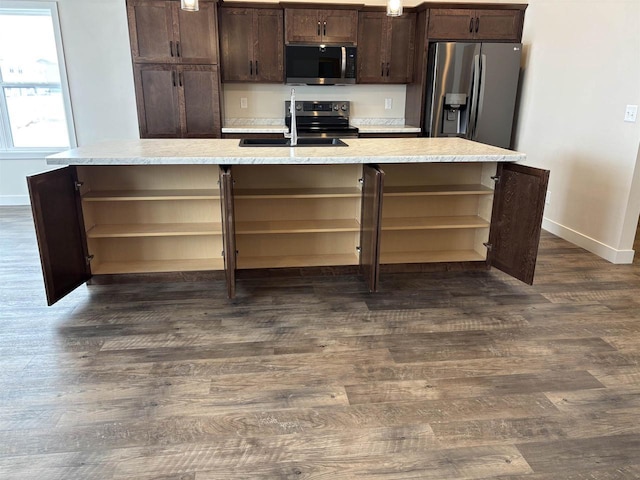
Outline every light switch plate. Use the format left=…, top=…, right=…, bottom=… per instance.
left=624, top=104, right=638, bottom=122
left=384, top=98, right=392, bottom=110
left=240, top=97, right=248, bottom=109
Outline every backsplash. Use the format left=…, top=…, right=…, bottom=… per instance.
left=222, top=83, right=407, bottom=123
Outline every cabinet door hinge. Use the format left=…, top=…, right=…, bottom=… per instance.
left=490, top=175, right=500, bottom=184
left=356, top=246, right=362, bottom=253
left=85, top=254, right=94, bottom=265
left=358, top=178, right=364, bottom=184
left=483, top=242, right=493, bottom=251
left=74, top=181, right=84, bottom=191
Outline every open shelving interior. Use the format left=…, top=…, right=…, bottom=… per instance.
left=77, top=165, right=224, bottom=274
left=232, top=165, right=363, bottom=269
left=379, top=162, right=497, bottom=264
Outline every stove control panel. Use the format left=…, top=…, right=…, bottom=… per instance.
left=286, top=101, right=350, bottom=118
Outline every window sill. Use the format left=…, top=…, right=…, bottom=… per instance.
left=0, top=148, right=70, bottom=160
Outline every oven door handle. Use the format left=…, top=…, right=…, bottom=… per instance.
left=341, top=46, right=347, bottom=80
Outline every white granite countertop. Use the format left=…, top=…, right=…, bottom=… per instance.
left=221, top=125, right=288, bottom=134
left=221, top=119, right=421, bottom=135
left=47, top=138, right=525, bottom=165
left=356, top=125, right=421, bottom=134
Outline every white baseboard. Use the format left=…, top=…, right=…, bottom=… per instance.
left=542, top=218, right=635, bottom=264
left=0, top=195, right=30, bottom=206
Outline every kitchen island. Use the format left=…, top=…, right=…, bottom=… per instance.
left=30, top=138, right=548, bottom=304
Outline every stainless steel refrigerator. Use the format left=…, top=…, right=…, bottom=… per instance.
left=424, top=42, right=522, bottom=149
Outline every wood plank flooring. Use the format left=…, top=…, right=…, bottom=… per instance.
left=1, top=205, right=640, bottom=479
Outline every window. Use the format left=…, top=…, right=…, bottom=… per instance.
left=0, top=1, right=76, bottom=157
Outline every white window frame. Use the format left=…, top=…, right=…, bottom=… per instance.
left=0, top=1, right=76, bottom=159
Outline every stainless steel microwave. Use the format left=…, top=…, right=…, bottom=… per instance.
left=285, top=45, right=357, bottom=85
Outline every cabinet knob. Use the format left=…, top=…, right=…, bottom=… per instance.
left=317, top=21, right=321, bottom=36
left=323, top=21, right=327, bottom=36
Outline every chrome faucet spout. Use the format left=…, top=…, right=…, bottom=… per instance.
left=289, top=88, right=297, bottom=146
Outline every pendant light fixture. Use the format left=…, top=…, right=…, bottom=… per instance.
left=386, top=0, right=403, bottom=16
left=181, top=0, right=199, bottom=12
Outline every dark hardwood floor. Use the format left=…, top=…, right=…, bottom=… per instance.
left=1, top=205, right=640, bottom=479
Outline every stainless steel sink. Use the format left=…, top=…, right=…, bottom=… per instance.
left=238, top=138, right=348, bottom=147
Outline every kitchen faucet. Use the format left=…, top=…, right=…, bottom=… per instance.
left=286, top=88, right=297, bottom=146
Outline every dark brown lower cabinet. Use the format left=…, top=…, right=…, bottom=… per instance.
left=219, top=166, right=236, bottom=299
left=488, top=163, right=549, bottom=284
left=27, top=167, right=91, bottom=306
left=28, top=162, right=548, bottom=304
left=360, top=165, right=384, bottom=292
left=372, top=162, right=549, bottom=288
left=27, top=165, right=233, bottom=305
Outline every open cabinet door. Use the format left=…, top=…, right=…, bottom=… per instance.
left=27, top=167, right=91, bottom=305
left=219, top=166, right=237, bottom=298
left=488, top=163, right=550, bottom=285
left=360, top=164, right=384, bottom=292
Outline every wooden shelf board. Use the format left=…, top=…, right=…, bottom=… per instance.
left=91, top=258, right=224, bottom=274
left=237, top=253, right=360, bottom=269
left=82, top=189, right=220, bottom=201
left=382, top=216, right=490, bottom=231
left=236, top=218, right=361, bottom=235
left=384, top=184, right=494, bottom=196
left=234, top=187, right=361, bottom=199
left=381, top=250, right=486, bottom=264
left=87, top=223, right=223, bottom=238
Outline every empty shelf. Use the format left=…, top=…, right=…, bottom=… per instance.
left=91, top=258, right=224, bottom=274
left=382, top=216, right=490, bottom=231
left=384, top=184, right=494, bottom=196
left=237, top=253, right=360, bottom=269
left=236, top=218, right=361, bottom=235
left=82, top=189, right=220, bottom=201
left=86, top=223, right=223, bottom=238
left=233, top=187, right=361, bottom=199
left=381, top=250, right=487, bottom=264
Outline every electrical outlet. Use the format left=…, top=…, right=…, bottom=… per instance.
left=384, top=98, right=392, bottom=110
left=624, top=105, right=638, bottom=123
left=545, top=190, right=551, bottom=205
left=240, top=97, right=248, bottom=109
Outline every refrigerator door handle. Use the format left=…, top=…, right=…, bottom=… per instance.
left=474, top=54, right=488, bottom=140
left=468, top=54, right=481, bottom=140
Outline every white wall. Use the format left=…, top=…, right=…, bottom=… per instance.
left=0, top=0, right=138, bottom=205
left=223, top=83, right=407, bottom=122
left=514, top=0, right=640, bottom=262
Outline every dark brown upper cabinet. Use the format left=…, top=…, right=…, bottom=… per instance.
left=284, top=8, right=358, bottom=45
left=127, top=0, right=219, bottom=64
left=357, top=12, right=415, bottom=84
left=133, top=64, right=222, bottom=138
left=428, top=8, right=524, bottom=42
left=219, top=7, right=284, bottom=83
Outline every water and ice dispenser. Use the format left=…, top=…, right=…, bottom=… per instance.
left=441, top=93, right=468, bottom=136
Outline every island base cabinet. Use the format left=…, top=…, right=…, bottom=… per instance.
left=28, top=162, right=548, bottom=304
left=375, top=162, right=548, bottom=287
left=28, top=165, right=236, bottom=305
left=27, top=167, right=91, bottom=306
left=378, top=162, right=496, bottom=268
left=227, top=164, right=363, bottom=284
left=488, top=162, right=549, bottom=284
